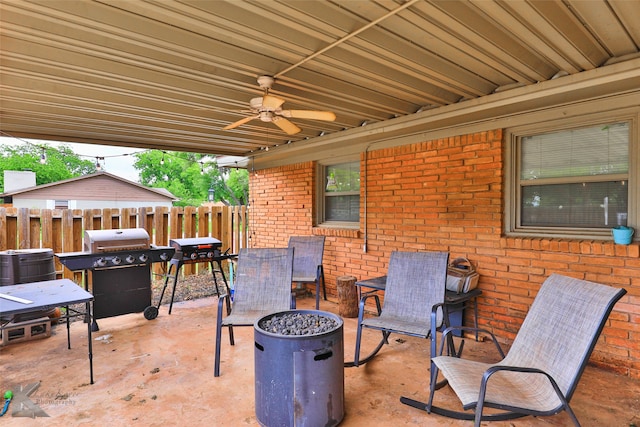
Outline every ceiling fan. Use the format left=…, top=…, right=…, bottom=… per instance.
left=222, top=76, right=336, bottom=135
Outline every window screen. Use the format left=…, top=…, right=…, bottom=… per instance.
left=519, top=122, right=629, bottom=229
left=323, top=162, right=360, bottom=223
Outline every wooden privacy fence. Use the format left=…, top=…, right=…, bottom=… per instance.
left=0, top=205, right=249, bottom=281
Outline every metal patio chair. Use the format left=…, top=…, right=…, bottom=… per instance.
left=351, top=250, right=449, bottom=367
left=401, top=273, right=627, bottom=426
left=214, top=247, right=294, bottom=377
left=288, top=235, right=326, bottom=310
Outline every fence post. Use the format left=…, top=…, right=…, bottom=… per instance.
left=17, top=208, right=29, bottom=249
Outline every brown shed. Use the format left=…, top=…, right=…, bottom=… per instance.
left=0, top=171, right=176, bottom=209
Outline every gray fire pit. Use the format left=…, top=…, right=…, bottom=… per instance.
left=254, top=310, right=344, bottom=427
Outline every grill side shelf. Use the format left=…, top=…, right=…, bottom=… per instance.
left=56, top=247, right=175, bottom=271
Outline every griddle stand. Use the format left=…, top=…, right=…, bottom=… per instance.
left=143, top=251, right=236, bottom=320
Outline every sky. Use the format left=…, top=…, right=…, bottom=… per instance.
left=1, top=136, right=146, bottom=182
left=1, top=135, right=249, bottom=183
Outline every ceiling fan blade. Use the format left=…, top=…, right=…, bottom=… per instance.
left=280, top=110, right=336, bottom=121
left=222, top=115, right=258, bottom=130
left=272, top=116, right=301, bottom=135
left=262, top=94, right=285, bottom=110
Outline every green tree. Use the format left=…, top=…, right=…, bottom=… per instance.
left=225, top=168, right=249, bottom=205
left=0, top=143, right=96, bottom=191
left=133, top=150, right=249, bottom=206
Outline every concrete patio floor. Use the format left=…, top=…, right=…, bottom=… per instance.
left=1, top=294, right=639, bottom=427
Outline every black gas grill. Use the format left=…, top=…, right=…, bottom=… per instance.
left=144, top=237, right=236, bottom=319
left=56, top=228, right=174, bottom=329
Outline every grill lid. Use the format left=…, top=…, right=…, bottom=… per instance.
left=169, top=237, right=222, bottom=251
left=84, top=228, right=150, bottom=253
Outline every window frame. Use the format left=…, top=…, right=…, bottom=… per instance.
left=54, top=200, right=69, bottom=209
left=505, top=111, right=638, bottom=239
left=316, top=158, right=360, bottom=229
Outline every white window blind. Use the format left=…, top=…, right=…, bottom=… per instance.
left=521, top=123, right=628, bottom=180
left=518, top=122, right=629, bottom=229
left=323, top=161, right=360, bottom=223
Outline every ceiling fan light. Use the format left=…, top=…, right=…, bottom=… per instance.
left=259, top=112, right=272, bottom=122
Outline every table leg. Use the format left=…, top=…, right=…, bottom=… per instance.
left=168, top=261, right=182, bottom=315
left=473, top=297, right=479, bottom=341
left=65, top=305, right=71, bottom=349
left=210, top=260, right=221, bottom=296
left=87, top=300, right=94, bottom=384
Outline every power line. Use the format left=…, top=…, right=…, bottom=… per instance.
left=0, top=131, right=218, bottom=171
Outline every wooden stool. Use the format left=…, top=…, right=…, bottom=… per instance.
left=337, top=275, right=358, bottom=318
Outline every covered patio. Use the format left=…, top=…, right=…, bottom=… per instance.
left=1, top=295, right=638, bottom=426
left=1, top=2, right=639, bottom=424
left=3, top=1, right=637, bottom=377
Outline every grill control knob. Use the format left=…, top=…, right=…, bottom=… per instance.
left=95, top=257, right=107, bottom=268
left=126, top=255, right=136, bottom=264
left=112, top=256, right=122, bottom=265
left=190, top=252, right=198, bottom=260
left=139, top=254, right=149, bottom=263
left=159, top=252, right=169, bottom=261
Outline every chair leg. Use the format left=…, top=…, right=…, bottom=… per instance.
left=563, top=403, right=581, bottom=427
left=473, top=401, right=484, bottom=427
left=352, top=302, right=365, bottom=366
left=214, top=300, right=224, bottom=377
left=313, top=266, right=326, bottom=309
left=320, top=266, right=327, bottom=300
left=427, top=362, right=439, bottom=409
left=350, top=299, right=390, bottom=367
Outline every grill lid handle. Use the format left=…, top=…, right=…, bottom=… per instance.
left=96, top=244, right=148, bottom=251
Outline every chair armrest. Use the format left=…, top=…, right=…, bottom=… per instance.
left=472, top=364, right=570, bottom=422
left=359, top=291, right=379, bottom=304
left=359, top=291, right=382, bottom=315
left=438, top=326, right=505, bottom=359
left=479, top=364, right=566, bottom=404
left=430, top=302, right=447, bottom=359
left=484, top=365, right=551, bottom=376
left=217, top=293, right=231, bottom=317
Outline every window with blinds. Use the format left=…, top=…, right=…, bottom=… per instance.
left=54, top=200, right=69, bottom=209
left=320, top=161, right=360, bottom=225
left=517, top=122, right=629, bottom=230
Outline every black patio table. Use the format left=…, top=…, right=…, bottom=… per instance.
left=0, top=279, right=95, bottom=384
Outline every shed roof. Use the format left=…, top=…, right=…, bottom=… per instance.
left=0, top=171, right=178, bottom=201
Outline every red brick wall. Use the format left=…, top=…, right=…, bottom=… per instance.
left=250, top=130, right=640, bottom=378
